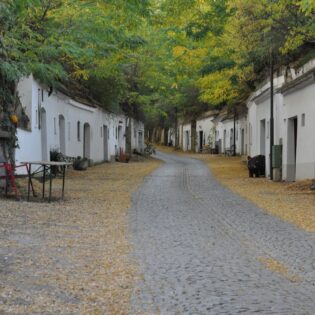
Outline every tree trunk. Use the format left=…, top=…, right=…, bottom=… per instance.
left=164, top=128, right=169, bottom=145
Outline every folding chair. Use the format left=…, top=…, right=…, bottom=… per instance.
left=0, top=163, right=35, bottom=199
left=0, top=163, right=19, bottom=198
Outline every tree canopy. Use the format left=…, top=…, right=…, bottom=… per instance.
left=1, top=0, right=314, bottom=141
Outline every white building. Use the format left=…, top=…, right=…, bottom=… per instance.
left=247, top=58, right=315, bottom=181
left=15, top=76, right=144, bottom=173
left=234, top=110, right=248, bottom=156
left=195, top=110, right=218, bottom=152
left=167, top=128, right=176, bottom=146
left=128, top=118, right=145, bottom=154
left=213, top=108, right=235, bottom=154
left=182, top=122, right=192, bottom=151
left=280, top=61, right=315, bottom=181
left=247, top=77, right=284, bottom=177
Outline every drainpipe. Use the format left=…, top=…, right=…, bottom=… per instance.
left=174, top=107, right=178, bottom=147
left=270, top=49, right=274, bottom=180
left=233, top=108, right=236, bottom=156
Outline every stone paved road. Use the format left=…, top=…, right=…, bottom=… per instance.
left=129, top=151, right=315, bottom=315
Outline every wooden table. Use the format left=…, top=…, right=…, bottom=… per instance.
left=22, top=161, right=72, bottom=202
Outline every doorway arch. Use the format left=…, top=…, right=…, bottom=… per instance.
left=41, top=108, right=48, bottom=160
left=103, top=125, right=108, bottom=161
left=83, top=123, right=91, bottom=159
left=59, top=114, right=66, bottom=155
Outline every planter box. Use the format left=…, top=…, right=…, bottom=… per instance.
left=0, top=131, right=10, bottom=139
left=73, top=158, right=89, bottom=171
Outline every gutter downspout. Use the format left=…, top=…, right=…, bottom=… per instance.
left=270, top=50, right=274, bottom=180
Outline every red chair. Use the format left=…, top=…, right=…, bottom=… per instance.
left=0, top=162, right=19, bottom=198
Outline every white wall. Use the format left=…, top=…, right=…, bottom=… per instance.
left=247, top=76, right=284, bottom=177
left=216, top=119, right=234, bottom=153
left=130, top=118, right=145, bottom=153
left=167, top=128, right=176, bottom=146
left=234, top=115, right=248, bottom=155
left=282, top=82, right=315, bottom=181
left=196, top=116, right=216, bottom=152
left=16, top=76, right=42, bottom=166
left=254, top=98, right=270, bottom=176
left=15, top=77, right=132, bottom=174
left=182, top=123, right=191, bottom=151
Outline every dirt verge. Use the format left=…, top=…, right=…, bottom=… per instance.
left=0, top=158, right=161, bottom=314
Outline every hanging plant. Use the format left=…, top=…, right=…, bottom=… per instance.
left=10, top=114, right=18, bottom=125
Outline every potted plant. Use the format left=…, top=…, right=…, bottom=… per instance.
left=73, top=156, right=89, bottom=170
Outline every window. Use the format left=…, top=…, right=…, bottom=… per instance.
left=301, top=113, right=305, bottom=127
left=77, top=121, right=81, bottom=141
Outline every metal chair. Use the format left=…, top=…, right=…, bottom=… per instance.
left=0, top=163, right=19, bottom=198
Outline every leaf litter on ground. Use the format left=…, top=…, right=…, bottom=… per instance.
left=0, top=157, right=161, bottom=314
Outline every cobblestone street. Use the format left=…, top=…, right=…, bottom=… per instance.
left=130, top=151, right=315, bottom=314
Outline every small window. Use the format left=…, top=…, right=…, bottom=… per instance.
left=301, top=113, right=305, bottom=127
left=77, top=121, right=81, bottom=141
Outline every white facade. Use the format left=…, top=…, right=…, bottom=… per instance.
left=234, top=115, right=248, bottom=155
left=167, top=128, right=176, bottom=146
left=214, top=114, right=234, bottom=154
left=247, top=77, right=285, bottom=177
left=281, top=71, right=315, bottom=181
left=196, top=113, right=216, bottom=152
left=15, top=76, right=144, bottom=173
left=129, top=118, right=145, bottom=153
left=166, top=59, right=315, bottom=183
left=247, top=58, right=315, bottom=181
left=182, top=123, right=192, bottom=151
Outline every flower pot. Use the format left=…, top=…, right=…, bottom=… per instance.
left=73, top=158, right=89, bottom=171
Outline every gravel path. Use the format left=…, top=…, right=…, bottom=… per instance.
left=129, top=151, right=315, bottom=315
